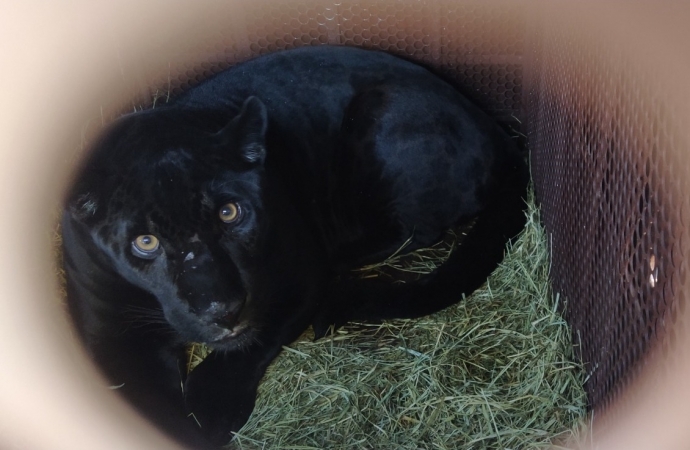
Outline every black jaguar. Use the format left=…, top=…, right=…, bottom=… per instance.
left=62, top=45, right=528, bottom=447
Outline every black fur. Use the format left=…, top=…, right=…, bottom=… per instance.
left=62, top=46, right=528, bottom=447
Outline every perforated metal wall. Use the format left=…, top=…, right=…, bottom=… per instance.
left=130, top=0, right=525, bottom=125
left=100, top=0, right=690, bottom=421
left=523, top=7, right=690, bottom=417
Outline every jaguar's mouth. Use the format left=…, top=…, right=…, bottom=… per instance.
left=210, top=321, right=249, bottom=343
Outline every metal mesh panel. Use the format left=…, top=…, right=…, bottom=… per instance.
left=128, top=0, right=525, bottom=125
left=524, top=10, right=690, bottom=415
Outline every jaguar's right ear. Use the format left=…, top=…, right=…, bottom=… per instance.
left=215, top=96, right=268, bottom=166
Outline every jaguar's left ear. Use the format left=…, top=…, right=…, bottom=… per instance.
left=67, top=191, right=101, bottom=224
left=217, top=96, right=268, bottom=165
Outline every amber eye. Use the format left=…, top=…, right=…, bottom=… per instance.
left=132, top=234, right=160, bottom=257
left=219, top=202, right=240, bottom=223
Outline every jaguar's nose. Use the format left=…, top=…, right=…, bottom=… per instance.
left=202, top=300, right=245, bottom=330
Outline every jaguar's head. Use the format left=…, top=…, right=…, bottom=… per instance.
left=66, top=97, right=282, bottom=351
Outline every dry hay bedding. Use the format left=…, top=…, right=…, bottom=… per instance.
left=186, top=188, right=588, bottom=450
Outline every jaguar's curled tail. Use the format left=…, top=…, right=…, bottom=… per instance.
left=313, top=150, right=530, bottom=338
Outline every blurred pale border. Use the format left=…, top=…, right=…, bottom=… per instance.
left=0, top=3, right=189, bottom=449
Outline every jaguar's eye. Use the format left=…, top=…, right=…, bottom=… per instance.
left=132, top=234, right=160, bottom=258
left=219, top=202, right=240, bottom=223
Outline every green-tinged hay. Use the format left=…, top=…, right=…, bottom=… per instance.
left=218, top=188, right=587, bottom=449
left=352, top=221, right=475, bottom=282
left=353, top=228, right=457, bottom=278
